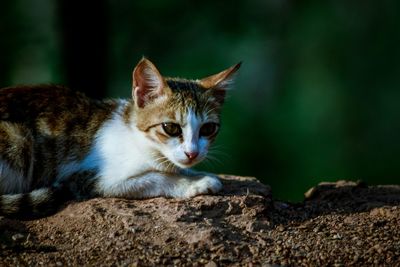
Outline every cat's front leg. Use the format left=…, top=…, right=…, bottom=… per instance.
left=98, top=171, right=222, bottom=199
left=178, top=169, right=223, bottom=198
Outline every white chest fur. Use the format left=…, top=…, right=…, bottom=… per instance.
left=86, top=108, right=154, bottom=189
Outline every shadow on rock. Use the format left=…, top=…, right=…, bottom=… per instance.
left=0, top=217, right=56, bottom=255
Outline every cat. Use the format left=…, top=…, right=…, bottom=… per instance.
left=0, top=58, right=241, bottom=218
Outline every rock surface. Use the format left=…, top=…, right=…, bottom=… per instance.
left=1, top=176, right=399, bottom=266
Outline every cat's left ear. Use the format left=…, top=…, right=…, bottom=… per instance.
left=200, top=62, right=241, bottom=90
left=200, top=62, right=241, bottom=103
left=132, top=58, right=166, bottom=108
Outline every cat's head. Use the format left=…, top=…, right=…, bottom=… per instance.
left=131, top=58, right=240, bottom=169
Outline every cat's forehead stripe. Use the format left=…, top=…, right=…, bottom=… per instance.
left=166, top=79, right=203, bottom=91
left=165, top=79, right=211, bottom=116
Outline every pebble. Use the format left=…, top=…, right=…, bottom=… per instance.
left=205, top=261, right=218, bottom=267
left=11, top=233, right=25, bottom=242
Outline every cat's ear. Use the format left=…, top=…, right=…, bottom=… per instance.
left=200, top=62, right=241, bottom=103
left=200, top=62, right=241, bottom=91
left=132, top=58, right=165, bottom=108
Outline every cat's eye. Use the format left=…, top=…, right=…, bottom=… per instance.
left=162, top=123, right=182, bottom=137
left=200, top=123, right=219, bottom=137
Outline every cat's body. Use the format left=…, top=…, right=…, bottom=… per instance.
left=0, top=58, right=240, bottom=218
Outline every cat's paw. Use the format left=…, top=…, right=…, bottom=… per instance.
left=184, top=175, right=223, bottom=198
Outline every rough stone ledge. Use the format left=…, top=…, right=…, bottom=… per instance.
left=1, top=175, right=399, bottom=266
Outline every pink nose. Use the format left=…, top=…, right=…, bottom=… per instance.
left=185, top=151, right=199, bottom=160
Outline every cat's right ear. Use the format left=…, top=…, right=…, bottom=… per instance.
left=132, top=58, right=165, bottom=108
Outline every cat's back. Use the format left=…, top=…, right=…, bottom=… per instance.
left=1, top=85, right=88, bottom=121
left=0, top=85, right=117, bottom=125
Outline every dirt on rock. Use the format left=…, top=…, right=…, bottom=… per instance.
left=1, top=175, right=399, bottom=266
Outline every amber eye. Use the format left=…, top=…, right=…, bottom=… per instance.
left=162, top=123, right=182, bottom=137
left=200, top=123, right=219, bottom=137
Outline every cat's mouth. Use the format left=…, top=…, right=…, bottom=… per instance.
left=173, top=157, right=203, bottom=169
left=159, top=150, right=204, bottom=169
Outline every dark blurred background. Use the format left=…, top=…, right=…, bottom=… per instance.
left=1, top=0, right=399, bottom=201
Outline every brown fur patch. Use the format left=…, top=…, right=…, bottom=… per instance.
left=154, top=130, right=170, bottom=144
left=0, top=85, right=117, bottom=190
left=0, top=122, right=33, bottom=176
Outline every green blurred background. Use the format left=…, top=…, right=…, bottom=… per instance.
left=1, top=0, right=399, bottom=201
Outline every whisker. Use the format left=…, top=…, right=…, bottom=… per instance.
left=152, top=154, right=172, bottom=171
left=205, top=154, right=223, bottom=165
left=207, top=149, right=231, bottom=161
left=201, top=159, right=215, bottom=169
